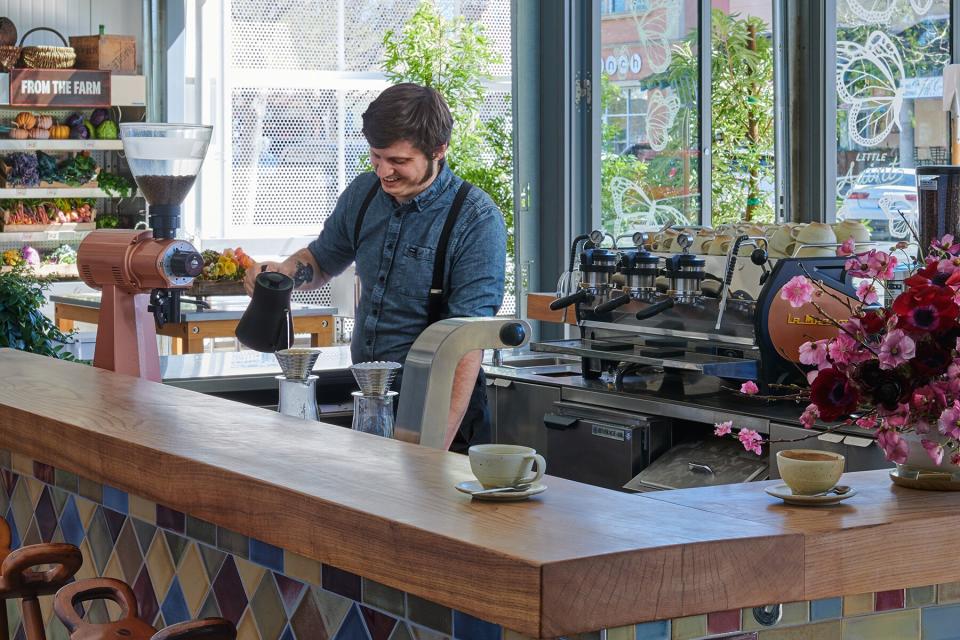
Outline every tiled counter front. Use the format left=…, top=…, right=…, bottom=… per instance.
left=3, top=450, right=960, bottom=640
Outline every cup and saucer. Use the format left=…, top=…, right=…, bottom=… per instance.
left=765, top=450, right=857, bottom=507
left=457, top=444, right=547, bottom=502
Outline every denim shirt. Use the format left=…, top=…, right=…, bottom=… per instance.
left=308, top=164, right=507, bottom=365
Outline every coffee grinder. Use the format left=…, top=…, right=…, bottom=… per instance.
left=349, top=361, right=402, bottom=438
left=77, top=124, right=212, bottom=381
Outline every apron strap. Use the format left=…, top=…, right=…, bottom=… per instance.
left=353, top=180, right=381, bottom=251
left=428, top=180, right=472, bottom=325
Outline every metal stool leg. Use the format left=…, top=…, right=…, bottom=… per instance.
left=20, top=596, right=44, bottom=640
left=54, top=578, right=157, bottom=640
left=0, top=543, right=84, bottom=640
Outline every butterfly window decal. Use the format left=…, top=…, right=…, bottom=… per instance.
left=836, top=31, right=905, bottom=148
left=878, top=193, right=918, bottom=241
left=609, top=176, right=688, bottom=236
left=631, top=0, right=676, bottom=75
left=645, top=89, right=680, bottom=152
left=844, top=0, right=895, bottom=24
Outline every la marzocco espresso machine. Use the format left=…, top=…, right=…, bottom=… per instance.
left=77, top=124, right=211, bottom=381
left=540, top=230, right=860, bottom=389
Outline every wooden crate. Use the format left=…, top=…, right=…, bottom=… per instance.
left=188, top=279, right=246, bottom=297
left=69, top=35, right=136, bottom=74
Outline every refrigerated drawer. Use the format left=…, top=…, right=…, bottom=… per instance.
left=544, top=402, right=671, bottom=490
left=768, top=423, right=893, bottom=477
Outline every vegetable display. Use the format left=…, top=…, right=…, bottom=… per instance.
left=4, top=153, right=40, bottom=187
left=9, top=109, right=123, bottom=140
left=97, top=171, right=134, bottom=197
left=1, top=199, right=95, bottom=226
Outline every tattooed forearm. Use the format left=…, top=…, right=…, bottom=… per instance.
left=293, top=261, right=314, bottom=287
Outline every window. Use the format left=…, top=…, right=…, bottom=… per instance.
left=834, top=0, right=952, bottom=245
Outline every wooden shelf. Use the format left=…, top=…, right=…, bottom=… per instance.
left=0, top=187, right=135, bottom=198
left=0, top=140, right=123, bottom=151
left=0, top=229, right=91, bottom=241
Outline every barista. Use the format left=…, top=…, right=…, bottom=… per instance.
left=244, top=83, right=507, bottom=452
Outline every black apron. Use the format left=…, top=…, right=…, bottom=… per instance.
left=355, top=179, right=492, bottom=452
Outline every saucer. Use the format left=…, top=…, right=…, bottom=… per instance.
left=455, top=480, right=547, bottom=501
left=764, top=484, right=857, bottom=506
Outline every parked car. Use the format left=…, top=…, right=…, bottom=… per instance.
left=838, top=167, right=917, bottom=242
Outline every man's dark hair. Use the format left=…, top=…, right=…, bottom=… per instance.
left=362, top=83, right=453, bottom=159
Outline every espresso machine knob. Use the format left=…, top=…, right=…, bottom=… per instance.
left=169, top=250, right=204, bottom=278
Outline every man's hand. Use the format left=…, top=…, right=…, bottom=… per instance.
left=243, top=260, right=291, bottom=296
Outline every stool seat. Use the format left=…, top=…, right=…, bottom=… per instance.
left=55, top=578, right=235, bottom=640
left=0, top=538, right=83, bottom=640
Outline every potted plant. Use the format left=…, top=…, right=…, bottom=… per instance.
left=716, top=235, right=960, bottom=488
left=0, top=261, right=75, bottom=358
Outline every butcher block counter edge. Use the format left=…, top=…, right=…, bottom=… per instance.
left=0, top=349, right=957, bottom=638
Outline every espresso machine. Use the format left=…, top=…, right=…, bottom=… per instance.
left=77, top=124, right=211, bottom=381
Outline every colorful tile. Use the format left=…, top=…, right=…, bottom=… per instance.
left=49, top=486, right=68, bottom=517
left=21, top=518, right=40, bottom=546
left=323, top=565, right=362, bottom=602
left=165, top=530, right=189, bottom=567
left=605, top=626, right=634, bottom=640
left=755, top=621, right=840, bottom=639
left=129, top=494, right=156, bottom=524
left=213, top=556, right=249, bottom=626
left=54, top=468, right=78, bottom=494
left=841, top=608, right=919, bottom=639
left=161, top=577, right=191, bottom=626
left=5, top=506, right=20, bottom=549
left=334, top=605, right=370, bottom=640
left=237, top=609, right=260, bottom=640
left=102, top=485, right=128, bottom=515
left=178, top=543, right=210, bottom=617
left=198, top=590, right=222, bottom=620
left=363, top=605, right=398, bottom=640
left=810, top=598, right=842, bottom=621
left=200, top=544, right=227, bottom=581
left=275, top=574, right=305, bottom=615
left=921, top=603, right=960, bottom=639
left=409, top=625, right=449, bottom=640
left=670, top=615, right=705, bottom=640
left=635, top=620, right=670, bottom=640
left=452, top=611, right=497, bottom=640
left=0, top=448, right=10, bottom=469
left=291, top=588, right=329, bottom=640
left=133, top=519, right=158, bottom=555
left=363, top=579, right=405, bottom=617
left=76, top=538, right=97, bottom=581
left=146, top=529, right=176, bottom=600
left=86, top=508, right=113, bottom=574
left=133, top=565, right=160, bottom=627
left=1, top=469, right=17, bottom=497
left=103, top=548, right=125, bottom=582
left=115, top=518, right=144, bottom=584
left=843, top=593, right=875, bottom=617
left=237, top=556, right=268, bottom=599
left=707, top=609, right=741, bottom=634
left=75, top=497, right=97, bottom=530
left=10, top=475, right=33, bottom=539
left=250, top=538, right=284, bottom=573
left=156, top=505, right=185, bottom=534
left=32, top=460, right=54, bottom=484
left=23, top=476, right=42, bottom=509
left=284, top=551, right=322, bottom=586
left=103, top=508, right=126, bottom=543
left=875, top=589, right=905, bottom=612
left=77, top=477, right=102, bottom=504
left=280, top=626, right=295, bottom=640
left=406, top=594, right=451, bottom=634
left=34, top=487, right=57, bottom=542
left=389, top=622, right=415, bottom=640
left=251, top=572, right=286, bottom=640
left=936, top=581, right=960, bottom=604
left=907, top=586, right=936, bottom=608
left=11, top=452, right=31, bottom=477
left=185, top=515, right=216, bottom=546
left=216, top=527, right=248, bottom=560
left=316, top=587, right=354, bottom=636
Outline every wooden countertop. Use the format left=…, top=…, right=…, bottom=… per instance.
left=1, top=349, right=959, bottom=637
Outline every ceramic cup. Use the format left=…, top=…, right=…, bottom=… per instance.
left=833, top=219, right=871, bottom=244
left=776, top=449, right=844, bottom=495
left=468, top=444, right=546, bottom=489
left=788, top=222, right=837, bottom=257
left=708, top=234, right=734, bottom=256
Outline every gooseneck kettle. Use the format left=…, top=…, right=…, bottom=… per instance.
left=235, top=269, right=295, bottom=352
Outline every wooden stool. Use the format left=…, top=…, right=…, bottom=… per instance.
left=0, top=541, right=83, bottom=640
left=55, top=578, right=234, bottom=640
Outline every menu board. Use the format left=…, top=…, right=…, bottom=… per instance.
left=9, top=69, right=111, bottom=107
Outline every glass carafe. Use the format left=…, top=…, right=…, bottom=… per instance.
left=351, top=391, right=397, bottom=438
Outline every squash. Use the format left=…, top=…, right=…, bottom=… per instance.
left=35, top=115, right=53, bottom=130
left=13, top=112, right=35, bottom=129
left=9, top=128, right=28, bottom=140
left=28, top=127, right=49, bottom=140
left=49, top=124, right=70, bottom=140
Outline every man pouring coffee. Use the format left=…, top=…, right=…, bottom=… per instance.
left=244, top=83, right=507, bottom=452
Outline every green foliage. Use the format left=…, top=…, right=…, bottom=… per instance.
left=381, top=1, right=514, bottom=258
left=0, top=265, right=74, bottom=359
left=599, top=74, right=649, bottom=232
left=97, top=171, right=135, bottom=198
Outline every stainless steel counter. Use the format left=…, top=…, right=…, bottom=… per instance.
left=51, top=293, right=337, bottom=322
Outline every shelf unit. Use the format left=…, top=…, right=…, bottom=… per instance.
left=0, top=187, right=131, bottom=198
left=0, top=140, right=124, bottom=151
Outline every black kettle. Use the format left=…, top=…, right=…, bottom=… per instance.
left=235, top=269, right=295, bottom=352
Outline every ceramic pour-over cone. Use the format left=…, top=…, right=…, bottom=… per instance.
left=275, top=348, right=321, bottom=380
left=350, top=361, right=402, bottom=396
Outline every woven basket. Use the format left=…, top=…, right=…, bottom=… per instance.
left=18, top=27, right=75, bottom=70
left=0, top=45, right=19, bottom=71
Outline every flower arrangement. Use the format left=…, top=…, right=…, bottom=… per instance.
left=717, top=235, right=960, bottom=468
left=199, top=247, right=254, bottom=281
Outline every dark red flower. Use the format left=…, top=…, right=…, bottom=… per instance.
left=911, top=340, right=952, bottom=378
left=810, top=367, right=861, bottom=421
left=892, top=285, right=959, bottom=334
left=905, top=261, right=942, bottom=288
left=855, top=360, right=910, bottom=410
left=859, top=309, right=886, bottom=335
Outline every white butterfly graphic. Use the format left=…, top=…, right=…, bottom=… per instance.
left=836, top=31, right=905, bottom=147
left=909, top=0, right=933, bottom=15
left=631, top=0, right=675, bottom=75
left=609, top=176, right=688, bottom=236
left=878, top=193, right=918, bottom=241
left=845, top=0, right=931, bottom=24
left=645, top=89, right=680, bottom=152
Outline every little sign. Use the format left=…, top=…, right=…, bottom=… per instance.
left=9, top=69, right=111, bottom=107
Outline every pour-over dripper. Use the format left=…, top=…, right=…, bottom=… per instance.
left=350, top=361, right=402, bottom=396
left=276, top=347, right=321, bottom=379
left=119, top=123, right=213, bottom=240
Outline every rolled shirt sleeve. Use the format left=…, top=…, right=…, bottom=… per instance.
left=443, top=197, right=508, bottom=319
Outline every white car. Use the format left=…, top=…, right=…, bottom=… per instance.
left=838, top=167, right=917, bottom=242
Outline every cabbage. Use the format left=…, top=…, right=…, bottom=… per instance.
left=95, top=120, right=118, bottom=140
left=69, top=123, right=89, bottom=139
left=21, top=246, right=39, bottom=266
left=90, top=108, right=110, bottom=126
left=65, top=112, right=83, bottom=128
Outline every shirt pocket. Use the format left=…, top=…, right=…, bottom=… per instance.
left=393, top=243, right=436, bottom=300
